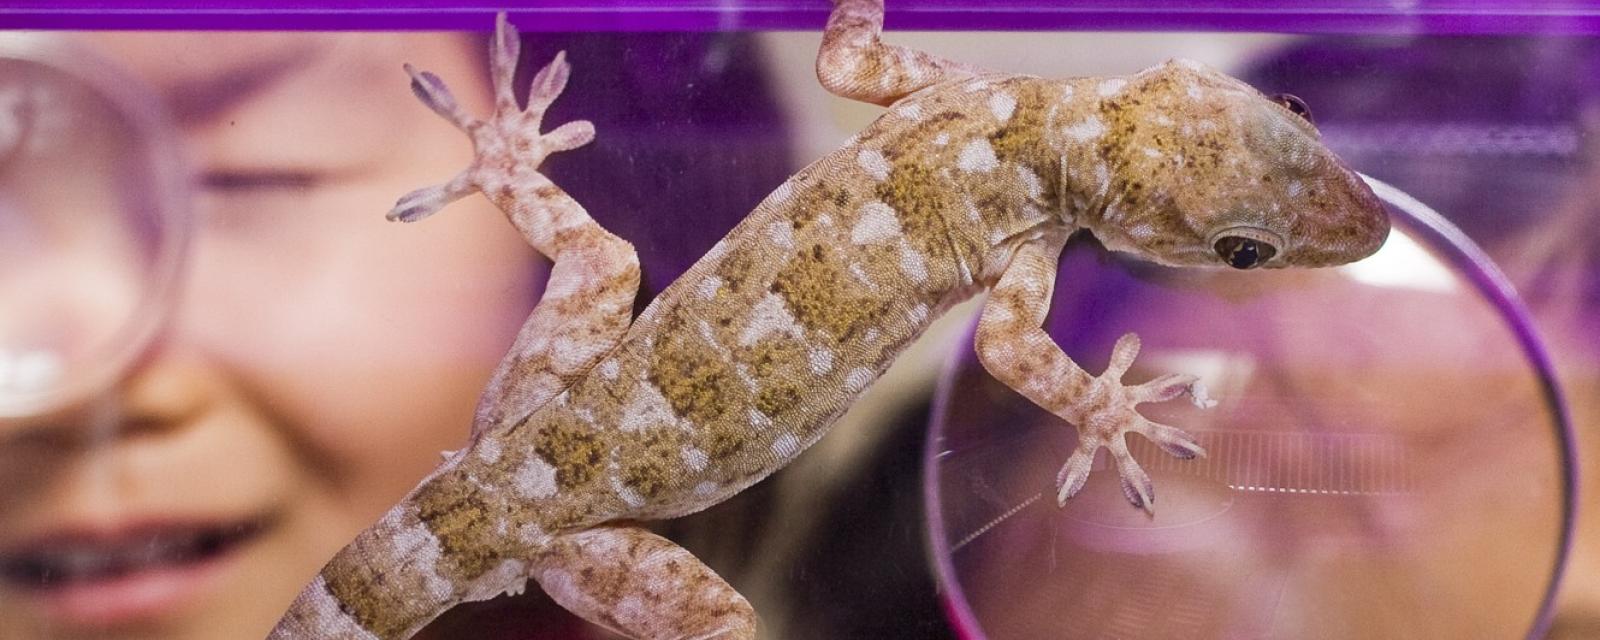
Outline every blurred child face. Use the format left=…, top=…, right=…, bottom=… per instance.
left=0, top=32, right=540, bottom=639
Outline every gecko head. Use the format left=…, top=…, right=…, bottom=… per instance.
left=1074, top=58, right=1389, bottom=270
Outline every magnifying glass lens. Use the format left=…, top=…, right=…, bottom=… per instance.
left=0, top=41, right=187, bottom=418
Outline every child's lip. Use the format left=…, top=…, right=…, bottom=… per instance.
left=0, top=511, right=278, bottom=628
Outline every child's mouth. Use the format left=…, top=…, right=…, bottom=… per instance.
left=0, top=515, right=274, bottom=627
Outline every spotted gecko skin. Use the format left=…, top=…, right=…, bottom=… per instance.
left=270, top=2, right=1390, bottom=638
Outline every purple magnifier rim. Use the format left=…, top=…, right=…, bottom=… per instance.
left=920, top=173, right=1577, bottom=640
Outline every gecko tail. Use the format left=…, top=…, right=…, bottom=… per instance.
left=268, top=499, right=516, bottom=640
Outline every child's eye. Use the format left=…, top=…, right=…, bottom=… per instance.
left=199, top=170, right=319, bottom=192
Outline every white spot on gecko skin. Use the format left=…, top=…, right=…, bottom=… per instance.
left=1286, top=179, right=1304, bottom=197
left=1097, top=78, right=1126, bottom=96
left=1187, top=83, right=1204, bottom=100
left=857, top=148, right=891, bottom=181
left=984, top=302, right=1014, bottom=324
left=682, top=446, right=709, bottom=471
left=622, top=382, right=676, bottom=431
left=536, top=568, right=595, bottom=616
left=739, top=292, right=805, bottom=346
left=1143, top=147, right=1163, bottom=158
left=302, top=576, right=382, bottom=640
left=815, top=213, right=834, bottom=227
left=694, top=481, right=719, bottom=496
left=908, top=303, right=930, bottom=326
left=770, top=433, right=801, bottom=459
left=933, top=132, right=950, bottom=146
left=809, top=347, right=834, bottom=374
left=1016, top=165, right=1043, bottom=198
left=899, top=244, right=929, bottom=283
left=514, top=457, right=559, bottom=499
left=1063, top=116, right=1106, bottom=141
left=517, top=520, right=549, bottom=546
left=849, top=262, right=877, bottom=289
left=703, top=239, right=731, bottom=263
left=476, top=436, right=502, bottom=463
left=965, top=202, right=982, bottom=223
left=845, top=368, right=874, bottom=393
left=734, top=362, right=758, bottom=389
left=385, top=513, right=456, bottom=602
left=749, top=408, right=774, bottom=432
left=696, top=276, right=723, bottom=299
left=1128, top=222, right=1157, bottom=241
left=767, top=221, right=794, bottom=249
left=957, top=138, right=999, bottom=173
left=989, top=92, right=1016, bottom=122
left=1152, top=113, right=1174, bottom=126
left=599, top=358, right=620, bottom=381
left=862, top=328, right=880, bottom=344
left=1174, top=57, right=1206, bottom=70
left=696, top=320, right=720, bottom=347
left=896, top=103, right=923, bottom=120
left=542, top=270, right=583, bottom=300
left=615, top=597, right=651, bottom=631
left=612, top=476, right=646, bottom=508
left=459, top=559, right=531, bottom=603
left=852, top=202, right=902, bottom=244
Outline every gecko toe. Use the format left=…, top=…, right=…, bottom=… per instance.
left=1131, top=373, right=1198, bottom=404
left=1054, top=446, right=1096, bottom=506
left=388, top=174, right=471, bottom=222
left=1136, top=420, right=1207, bottom=460
left=1114, top=455, right=1156, bottom=515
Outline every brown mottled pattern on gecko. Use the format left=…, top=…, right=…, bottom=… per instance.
left=273, top=1, right=1391, bottom=637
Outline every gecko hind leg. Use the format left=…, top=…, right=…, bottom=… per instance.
left=817, top=0, right=989, bottom=106
left=394, top=13, right=641, bottom=436
left=534, top=525, right=758, bottom=639
left=1054, top=333, right=1209, bottom=513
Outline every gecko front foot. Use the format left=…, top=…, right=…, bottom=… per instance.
left=389, top=13, right=595, bottom=223
left=1055, top=333, right=1208, bottom=515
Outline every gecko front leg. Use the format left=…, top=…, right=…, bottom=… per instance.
left=394, top=14, right=641, bottom=437
left=974, top=233, right=1207, bottom=514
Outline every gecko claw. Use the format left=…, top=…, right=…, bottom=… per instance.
left=1113, top=448, right=1156, bottom=515
left=1054, top=447, right=1095, bottom=506
left=1137, top=420, right=1207, bottom=460
left=388, top=173, right=472, bottom=222
left=491, top=14, right=522, bottom=104
left=405, top=64, right=476, bottom=131
left=1131, top=373, right=1198, bottom=403
left=528, top=50, right=572, bottom=115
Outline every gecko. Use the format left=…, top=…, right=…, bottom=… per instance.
left=270, top=2, right=1390, bottom=638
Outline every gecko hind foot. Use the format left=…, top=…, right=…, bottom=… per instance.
left=389, top=13, right=595, bottom=223
left=1055, top=333, right=1209, bottom=515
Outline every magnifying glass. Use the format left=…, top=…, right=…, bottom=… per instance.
left=925, top=176, right=1574, bottom=638
left=0, top=33, right=189, bottom=419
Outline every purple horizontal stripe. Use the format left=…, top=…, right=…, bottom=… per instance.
left=3, top=1, right=1600, bottom=34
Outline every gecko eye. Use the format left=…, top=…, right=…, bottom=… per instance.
left=1214, top=236, right=1277, bottom=269
left=1271, top=93, right=1313, bottom=124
